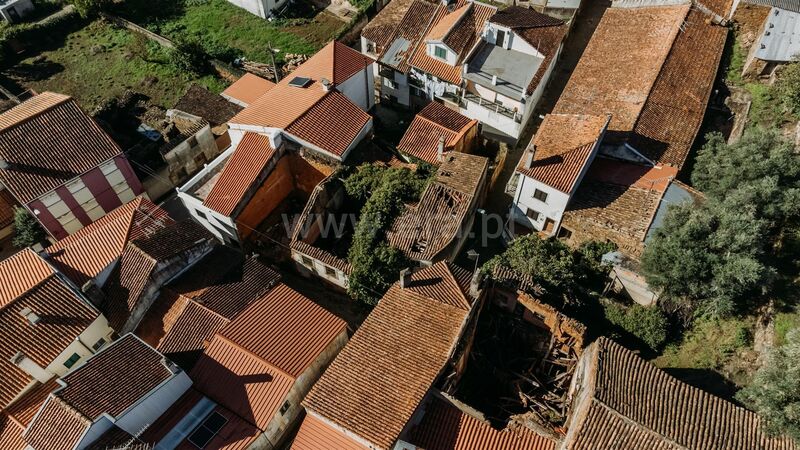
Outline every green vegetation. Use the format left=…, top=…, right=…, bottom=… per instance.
left=775, top=310, right=800, bottom=347
left=3, top=20, right=225, bottom=110
left=736, top=329, right=800, bottom=441
left=12, top=207, right=46, bottom=249
left=642, top=129, right=800, bottom=318
left=603, top=301, right=669, bottom=351
left=655, top=317, right=752, bottom=371
left=114, top=0, right=344, bottom=63
left=345, top=165, right=431, bottom=305
left=483, top=236, right=615, bottom=307
left=69, top=0, right=110, bottom=17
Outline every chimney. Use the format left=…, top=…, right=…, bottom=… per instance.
left=437, top=136, right=446, bottom=162
left=81, top=280, right=106, bottom=309
left=321, top=78, right=332, bottom=92
left=0, top=159, right=8, bottom=170
left=400, top=268, right=413, bottom=288
left=18, top=307, right=40, bottom=326
left=10, top=352, right=52, bottom=383
left=524, top=146, right=535, bottom=169
left=469, top=270, right=483, bottom=300
left=491, top=75, right=498, bottom=86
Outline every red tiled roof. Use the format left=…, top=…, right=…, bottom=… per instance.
left=0, top=189, right=17, bottom=230
left=139, top=389, right=260, bottom=450
left=489, top=5, right=563, bottom=28
left=218, top=283, right=347, bottom=378
left=428, top=3, right=471, bottom=41
left=0, top=249, right=54, bottom=309
left=397, top=102, right=477, bottom=164
left=564, top=338, right=799, bottom=450
left=291, top=413, right=368, bottom=450
left=362, top=0, right=418, bottom=49
left=22, top=396, right=90, bottom=450
left=285, top=91, right=371, bottom=158
left=0, top=272, right=99, bottom=409
left=366, top=0, right=437, bottom=73
left=0, top=415, right=24, bottom=450
left=222, top=73, right=276, bottom=106
left=409, top=396, right=556, bottom=450
left=303, top=262, right=472, bottom=449
left=0, top=92, right=123, bottom=203
left=517, top=114, right=608, bottom=193
left=190, top=335, right=296, bottom=430
left=46, top=197, right=173, bottom=287
left=203, top=132, right=276, bottom=216
left=517, top=23, right=568, bottom=95
left=5, top=379, right=58, bottom=428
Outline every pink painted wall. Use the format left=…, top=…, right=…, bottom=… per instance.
left=81, top=167, right=121, bottom=213
left=114, top=156, right=144, bottom=196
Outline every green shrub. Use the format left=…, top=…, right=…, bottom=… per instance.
left=603, top=301, right=669, bottom=351
left=168, top=37, right=209, bottom=74
left=12, top=207, right=46, bottom=249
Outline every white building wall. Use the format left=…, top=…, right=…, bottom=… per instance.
left=426, top=42, right=458, bottom=66
left=77, top=416, right=114, bottom=450
left=338, top=65, right=376, bottom=111
left=114, top=371, right=192, bottom=436
left=226, top=0, right=269, bottom=18
left=511, top=174, right=570, bottom=232
left=462, top=100, right=520, bottom=138
left=291, top=250, right=349, bottom=289
left=46, top=316, right=114, bottom=378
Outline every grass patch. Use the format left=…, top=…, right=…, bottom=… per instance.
left=745, top=82, right=780, bottom=127
left=117, top=0, right=344, bottom=63
left=723, top=29, right=746, bottom=86
left=775, top=309, right=800, bottom=347
left=654, top=316, right=753, bottom=371
left=3, top=20, right=226, bottom=110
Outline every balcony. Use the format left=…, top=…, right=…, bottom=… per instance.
left=379, top=66, right=395, bottom=80
left=461, top=92, right=522, bottom=123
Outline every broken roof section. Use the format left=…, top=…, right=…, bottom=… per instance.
left=563, top=337, right=798, bottom=450
left=388, top=152, right=488, bottom=262
left=221, top=73, right=277, bottom=107
left=376, top=0, right=439, bottom=72
left=303, top=262, right=474, bottom=449
left=517, top=114, right=609, bottom=193
left=397, top=102, right=478, bottom=164
left=553, top=1, right=727, bottom=168
left=0, top=92, right=123, bottom=203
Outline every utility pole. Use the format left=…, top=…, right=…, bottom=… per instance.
left=267, top=41, right=280, bottom=83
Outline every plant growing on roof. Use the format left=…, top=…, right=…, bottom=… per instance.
left=12, top=207, right=46, bottom=249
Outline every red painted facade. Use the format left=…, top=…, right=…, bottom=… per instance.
left=81, top=167, right=121, bottom=214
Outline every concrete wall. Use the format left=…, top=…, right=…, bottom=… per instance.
left=426, top=42, right=459, bottom=66
left=162, top=124, right=219, bottom=185
left=28, top=157, right=143, bottom=240
left=380, top=70, right=412, bottom=106
left=237, top=156, right=295, bottom=240
left=255, top=329, right=349, bottom=450
left=292, top=252, right=350, bottom=289
left=511, top=174, right=570, bottom=233
left=339, top=63, right=376, bottom=111
left=0, top=0, right=35, bottom=23
left=226, top=0, right=269, bottom=18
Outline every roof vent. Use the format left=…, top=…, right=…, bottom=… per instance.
left=321, top=78, right=332, bottom=92
left=19, top=307, right=41, bottom=326
left=288, top=76, right=312, bottom=88
left=0, top=159, right=8, bottom=170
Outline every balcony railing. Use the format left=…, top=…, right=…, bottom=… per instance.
left=461, top=92, right=522, bottom=123
left=379, top=67, right=395, bottom=80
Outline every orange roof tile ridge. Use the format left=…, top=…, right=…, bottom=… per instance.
left=286, top=89, right=335, bottom=129
left=213, top=333, right=299, bottom=382
left=44, top=394, right=92, bottom=425
left=440, top=2, right=473, bottom=43
left=439, top=263, right=471, bottom=309
left=0, top=92, right=72, bottom=133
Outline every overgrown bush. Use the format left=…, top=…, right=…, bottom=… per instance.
left=70, top=0, right=110, bottom=17
left=167, top=37, right=208, bottom=74
left=603, top=301, right=669, bottom=351
left=12, top=207, right=46, bottom=249
left=775, top=62, right=800, bottom=119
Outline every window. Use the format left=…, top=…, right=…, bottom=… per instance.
left=187, top=136, right=199, bottom=148
left=301, top=256, right=313, bottom=267
left=92, top=338, right=106, bottom=352
left=384, top=77, right=397, bottom=89
left=434, top=46, right=447, bottom=60
left=557, top=226, right=573, bottom=239
left=64, top=353, right=81, bottom=369
left=496, top=30, right=505, bottom=47
left=533, top=189, right=548, bottom=203
left=280, top=400, right=291, bottom=415
left=325, top=266, right=337, bottom=278
left=195, top=210, right=207, bottom=220
left=526, top=208, right=541, bottom=221
left=188, top=412, right=228, bottom=449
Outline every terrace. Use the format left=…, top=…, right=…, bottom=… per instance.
left=464, top=41, right=541, bottom=100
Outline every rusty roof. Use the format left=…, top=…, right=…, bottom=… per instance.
left=285, top=91, right=371, bottom=158
left=517, top=114, right=608, bottom=193
left=553, top=4, right=689, bottom=132
left=303, top=262, right=472, bottom=449
left=46, top=197, right=174, bottom=287
left=409, top=396, right=556, bottom=450
left=221, top=73, right=276, bottom=106
left=203, top=132, right=276, bottom=216
left=362, top=0, right=420, bottom=49
left=0, top=92, right=123, bottom=203
left=0, top=263, right=99, bottom=409
left=564, top=338, right=799, bottom=450
left=375, top=0, right=439, bottom=72
left=397, top=102, right=477, bottom=165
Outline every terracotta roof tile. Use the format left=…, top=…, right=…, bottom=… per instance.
left=372, top=0, right=438, bottom=72
left=516, top=23, right=568, bottom=95
left=0, top=92, right=123, bottom=203
left=489, top=5, right=563, bottom=28
left=285, top=91, right=371, bottom=158
left=443, top=2, right=496, bottom=56
left=553, top=5, right=690, bottom=132
left=291, top=413, right=368, bottom=450
left=22, top=396, right=90, bottom=450
left=0, top=249, right=54, bottom=309
left=428, top=3, right=471, bottom=41
left=410, top=396, right=556, bottom=450
left=303, top=262, right=472, bottom=449
left=218, top=283, right=346, bottom=376
left=362, top=0, right=419, bottom=49
left=0, top=189, right=17, bottom=230
left=517, top=114, right=608, bottom=193
left=0, top=415, right=24, bottom=450
left=46, top=197, right=174, bottom=287
left=190, top=335, right=296, bottom=430
left=565, top=338, right=799, bottom=450
left=4, top=379, right=58, bottom=428
left=0, top=273, right=99, bottom=409
left=398, top=102, right=477, bottom=164
left=222, top=73, right=276, bottom=106
left=203, top=132, right=276, bottom=216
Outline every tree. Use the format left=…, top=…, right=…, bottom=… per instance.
left=775, top=61, right=800, bottom=118
left=168, top=38, right=209, bottom=75
left=603, top=301, right=669, bottom=351
left=12, top=207, right=46, bottom=249
left=736, top=328, right=800, bottom=442
left=483, top=235, right=614, bottom=306
left=70, top=0, right=110, bottom=17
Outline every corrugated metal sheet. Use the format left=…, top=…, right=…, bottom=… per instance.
left=219, top=284, right=346, bottom=378
left=203, top=132, right=276, bottom=216
left=0, top=93, right=123, bottom=203
left=745, top=0, right=800, bottom=13
left=756, top=7, right=800, bottom=61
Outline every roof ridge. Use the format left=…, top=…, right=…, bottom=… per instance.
left=442, top=261, right=471, bottom=308
left=440, top=2, right=474, bottom=44
left=0, top=93, right=72, bottom=133
left=47, top=394, right=92, bottom=425
left=213, top=333, right=298, bottom=382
